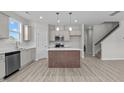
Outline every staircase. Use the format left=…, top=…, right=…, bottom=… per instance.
left=94, top=22, right=119, bottom=59
left=95, top=22, right=119, bottom=46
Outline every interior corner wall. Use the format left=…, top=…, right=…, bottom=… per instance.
left=101, top=21, right=124, bottom=60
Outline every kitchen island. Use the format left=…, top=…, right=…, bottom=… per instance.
left=48, top=48, right=81, bottom=68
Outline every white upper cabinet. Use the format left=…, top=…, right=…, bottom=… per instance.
left=49, top=31, right=55, bottom=41
left=69, top=30, right=81, bottom=36
left=62, top=31, right=70, bottom=41
left=49, top=25, right=82, bottom=41
left=0, top=13, right=9, bottom=39
left=23, top=25, right=31, bottom=41
left=49, top=31, right=70, bottom=41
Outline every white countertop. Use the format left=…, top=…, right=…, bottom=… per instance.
left=0, top=47, right=36, bottom=54
left=48, top=48, right=81, bottom=51
left=0, top=49, right=19, bottom=54
left=20, top=47, right=36, bottom=51
left=0, top=52, right=5, bottom=54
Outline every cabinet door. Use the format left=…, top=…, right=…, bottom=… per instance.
left=50, top=31, right=55, bottom=41
left=27, top=49, right=32, bottom=62
left=63, top=31, right=70, bottom=41
left=0, top=62, right=5, bottom=79
left=31, top=48, right=36, bottom=61
left=21, top=50, right=30, bottom=67
left=58, top=31, right=64, bottom=36
left=23, top=25, right=31, bottom=41
left=70, top=31, right=81, bottom=36
left=55, top=31, right=60, bottom=36
left=21, top=49, right=35, bottom=67
left=0, top=13, right=9, bottom=39
left=21, top=50, right=27, bottom=67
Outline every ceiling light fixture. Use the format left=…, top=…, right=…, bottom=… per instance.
left=56, top=12, right=60, bottom=31
left=40, top=16, right=43, bottom=19
left=25, top=11, right=30, bottom=15
left=74, top=19, right=78, bottom=23
left=69, top=12, right=72, bottom=31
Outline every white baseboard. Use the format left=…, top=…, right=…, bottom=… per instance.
left=92, top=54, right=95, bottom=56
left=102, top=57, right=124, bottom=60
left=35, top=59, right=39, bottom=61
left=35, top=58, right=48, bottom=61
left=20, top=61, right=34, bottom=70
left=81, top=56, right=84, bottom=58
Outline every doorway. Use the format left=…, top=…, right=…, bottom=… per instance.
left=84, top=25, right=93, bottom=57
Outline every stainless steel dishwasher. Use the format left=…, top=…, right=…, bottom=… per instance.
left=5, top=51, right=20, bottom=77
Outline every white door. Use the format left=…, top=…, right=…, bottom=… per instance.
left=36, top=23, right=48, bottom=60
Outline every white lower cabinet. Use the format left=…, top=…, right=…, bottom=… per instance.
left=21, top=48, right=36, bottom=68
left=0, top=54, right=5, bottom=79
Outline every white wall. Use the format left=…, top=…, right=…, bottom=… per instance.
left=93, top=23, right=115, bottom=55
left=81, top=24, right=84, bottom=58
left=101, top=21, right=124, bottom=60
left=0, top=12, right=35, bottom=52
left=33, top=22, right=48, bottom=60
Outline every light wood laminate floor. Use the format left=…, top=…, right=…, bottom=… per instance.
left=4, top=56, right=124, bottom=82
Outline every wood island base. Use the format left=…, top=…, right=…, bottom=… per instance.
left=48, top=50, right=80, bottom=68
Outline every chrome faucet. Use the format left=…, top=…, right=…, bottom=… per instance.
left=16, top=41, right=20, bottom=49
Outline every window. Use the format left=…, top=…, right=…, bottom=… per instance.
left=9, top=18, right=21, bottom=41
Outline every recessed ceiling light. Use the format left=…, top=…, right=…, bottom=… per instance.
left=74, top=19, right=78, bottom=23
left=40, top=16, right=43, bottom=19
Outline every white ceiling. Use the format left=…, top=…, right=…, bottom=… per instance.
left=15, top=11, right=124, bottom=25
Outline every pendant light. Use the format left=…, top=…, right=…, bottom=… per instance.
left=56, top=12, right=60, bottom=31
left=69, top=12, right=72, bottom=31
